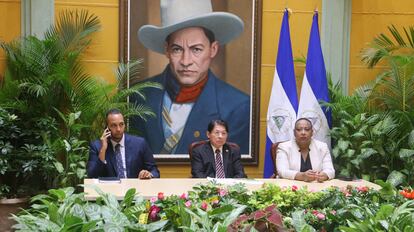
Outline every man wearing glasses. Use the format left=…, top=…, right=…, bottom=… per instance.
left=191, top=120, right=246, bottom=178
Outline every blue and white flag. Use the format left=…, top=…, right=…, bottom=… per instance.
left=297, top=11, right=332, bottom=147
left=264, top=9, right=298, bottom=178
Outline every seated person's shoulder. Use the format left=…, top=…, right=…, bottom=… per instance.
left=278, top=140, right=293, bottom=149
left=312, top=139, right=329, bottom=148
left=227, top=142, right=240, bottom=152
left=192, top=141, right=208, bottom=153
left=126, top=134, right=147, bottom=143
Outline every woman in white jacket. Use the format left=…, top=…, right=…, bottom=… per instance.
left=276, top=118, right=335, bottom=182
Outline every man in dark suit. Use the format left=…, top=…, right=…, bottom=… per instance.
left=191, top=120, right=246, bottom=178
left=87, top=109, right=160, bottom=179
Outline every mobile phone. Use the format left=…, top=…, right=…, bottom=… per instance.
left=104, top=126, right=111, bottom=137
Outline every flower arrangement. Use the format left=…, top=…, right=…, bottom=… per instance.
left=11, top=181, right=414, bottom=231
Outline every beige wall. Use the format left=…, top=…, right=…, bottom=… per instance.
left=1, top=0, right=413, bottom=178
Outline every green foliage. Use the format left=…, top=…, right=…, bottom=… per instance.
left=12, top=187, right=167, bottom=231
left=12, top=182, right=414, bottom=231
left=52, top=110, right=89, bottom=189
left=339, top=201, right=414, bottom=232
left=326, top=25, right=414, bottom=186
left=12, top=183, right=252, bottom=231
left=0, top=107, right=59, bottom=198
left=248, top=184, right=323, bottom=214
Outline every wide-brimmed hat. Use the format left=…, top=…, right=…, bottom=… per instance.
left=138, top=0, right=244, bottom=54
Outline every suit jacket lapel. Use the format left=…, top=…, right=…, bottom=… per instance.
left=205, top=143, right=216, bottom=173
left=124, top=134, right=132, bottom=178
left=309, top=139, right=319, bottom=170
left=291, top=141, right=301, bottom=171
left=222, top=144, right=230, bottom=176
left=107, top=143, right=117, bottom=176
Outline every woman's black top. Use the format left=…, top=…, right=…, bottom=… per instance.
left=300, top=153, right=312, bottom=172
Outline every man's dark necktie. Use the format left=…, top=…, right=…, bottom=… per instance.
left=215, top=149, right=225, bottom=178
left=115, top=144, right=125, bottom=178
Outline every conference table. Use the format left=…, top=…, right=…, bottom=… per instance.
left=83, top=178, right=380, bottom=200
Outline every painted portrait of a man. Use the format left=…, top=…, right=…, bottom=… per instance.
left=128, top=0, right=256, bottom=156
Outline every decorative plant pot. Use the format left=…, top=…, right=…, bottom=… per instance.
left=0, top=197, right=29, bottom=232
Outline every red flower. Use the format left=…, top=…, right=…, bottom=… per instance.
left=149, top=205, right=161, bottom=221
left=291, top=185, right=298, bottom=192
left=180, top=192, right=188, bottom=200
left=218, top=188, right=228, bottom=196
left=201, top=201, right=208, bottom=211
left=316, top=213, right=326, bottom=220
left=400, top=189, right=414, bottom=199
left=185, top=200, right=192, bottom=208
left=157, top=192, right=164, bottom=200
left=356, top=186, right=369, bottom=193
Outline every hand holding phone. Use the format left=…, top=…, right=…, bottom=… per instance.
left=99, top=127, right=112, bottom=163
left=100, top=127, right=112, bottom=147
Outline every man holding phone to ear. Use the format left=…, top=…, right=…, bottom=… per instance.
left=87, top=109, right=160, bottom=179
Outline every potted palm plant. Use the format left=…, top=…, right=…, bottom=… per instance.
left=326, top=25, right=414, bottom=186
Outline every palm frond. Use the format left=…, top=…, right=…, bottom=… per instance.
left=115, top=59, right=145, bottom=88
left=45, top=10, right=100, bottom=55
left=124, top=104, right=157, bottom=122
left=361, top=25, right=414, bottom=68
left=112, top=81, right=162, bottom=103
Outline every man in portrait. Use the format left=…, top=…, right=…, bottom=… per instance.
left=130, top=0, right=250, bottom=154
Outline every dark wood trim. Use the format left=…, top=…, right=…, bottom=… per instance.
left=118, top=0, right=128, bottom=62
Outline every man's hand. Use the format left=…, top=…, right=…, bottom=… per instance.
left=138, top=170, right=153, bottom=179
left=315, top=172, right=329, bottom=182
left=99, top=128, right=111, bottom=162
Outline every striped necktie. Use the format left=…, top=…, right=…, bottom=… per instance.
left=115, top=144, right=125, bottom=178
left=215, top=149, right=225, bottom=178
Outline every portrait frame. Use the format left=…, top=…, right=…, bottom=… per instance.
left=119, top=0, right=261, bottom=165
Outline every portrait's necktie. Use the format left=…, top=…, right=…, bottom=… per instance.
left=115, top=144, right=125, bottom=178
left=215, top=149, right=225, bottom=178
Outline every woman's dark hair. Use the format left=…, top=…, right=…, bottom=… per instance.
left=207, top=119, right=228, bottom=133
